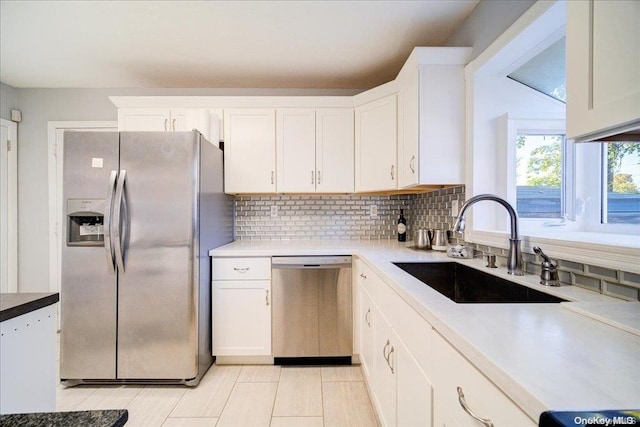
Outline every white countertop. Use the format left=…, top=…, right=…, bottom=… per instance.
left=210, top=240, right=640, bottom=420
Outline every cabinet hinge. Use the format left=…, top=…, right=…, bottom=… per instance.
left=7, top=140, right=11, bottom=151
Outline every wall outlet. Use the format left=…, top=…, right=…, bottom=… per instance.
left=451, top=200, right=459, bottom=217
left=369, top=205, right=378, bottom=217
left=270, top=205, right=278, bottom=217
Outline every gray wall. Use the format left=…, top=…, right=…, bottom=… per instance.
left=1, top=82, right=19, bottom=120
left=445, top=0, right=536, bottom=59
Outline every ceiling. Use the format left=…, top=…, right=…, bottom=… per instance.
left=0, top=0, right=478, bottom=90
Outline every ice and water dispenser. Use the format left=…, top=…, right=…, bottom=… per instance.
left=67, top=199, right=106, bottom=246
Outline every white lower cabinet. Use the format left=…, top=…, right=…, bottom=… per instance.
left=358, top=283, right=374, bottom=379
left=432, top=331, right=536, bottom=427
left=0, top=304, right=57, bottom=414
left=357, top=259, right=433, bottom=427
left=395, top=330, right=432, bottom=427
left=212, top=257, right=272, bottom=356
left=372, top=307, right=396, bottom=426
left=212, top=280, right=271, bottom=356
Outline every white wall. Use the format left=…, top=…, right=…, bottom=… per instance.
left=470, top=76, right=565, bottom=231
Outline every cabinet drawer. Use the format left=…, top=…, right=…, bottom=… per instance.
left=433, top=332, right=536, bottom=427
left=212, top=257, right=271, bottom=280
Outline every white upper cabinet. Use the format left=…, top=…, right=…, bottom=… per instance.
left=117, top=107, right=218, bottom=142
left=276, top=109, right=317, bottom=193
left=277, top=108, right=354, bottom=193
left=118, top=108, right=172, bottom=131
left=566, top=0, right=640, bottom=141
left=355, top=94, right=397, bottom=192
left=397, top=48, right=470, bottom=188
left=224, top=109, right=276, bottom=194
left=316, top=109, right=354, bottom=193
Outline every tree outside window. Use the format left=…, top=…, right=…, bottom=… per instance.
left=603, top=142, right=640, bottom=224
left=516, top=134, right=563, bottom=218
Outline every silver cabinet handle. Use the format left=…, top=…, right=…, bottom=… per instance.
left=382, top=339, right=390, bottom=361
left=365, top=308, right=371, bottom=327
left=233, top=267, right=250, bottom=273
left=360, top=273, right=367, bottom=279
left=104, top=170, right=118, bottom=273
left=266, top=290, right=270, bottom=306
left=457, top=387, right=494, bottom=427
left=271, top=171, right=274, bottom=185
left=113, top=169, right=128, bottom=273
left=409, top=155, right=415, bottom=174
left=311, top=170, right=315, bottom=184
left=317, top=170, right=321, bottom=184
left=171, top=118, right=176, bottom=131
left=164, top=118, right=168, bottom=131
left=387, top=346, right=395, bottom=374
left=390, top=165, right=395, bottom=180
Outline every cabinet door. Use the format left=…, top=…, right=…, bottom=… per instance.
left=566, top=0, right=640, bottom=140
left=316, top=108, right=355, bottom=193
left=398, top=72, right=420, bottom=188
left=276, top=109, right=316, bottom=193
left=355, top=95, right=397, bottom=192
left=118, top=108, right=171, bottom=131
left=224, top=109, right=276, bottom=193
left=207, top=108, right=224, bottom=144
left=395, top=330, right=432, bottom=427
left=212, top=280, right=271, bottom=356
left=358, top=284, right=374, bottom=379
left=432, top=332, right=536, bottom=427
left=373, top=307, right=397, bottom=427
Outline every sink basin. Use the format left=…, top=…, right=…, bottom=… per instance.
left=393, top=262, right=566, bottom=304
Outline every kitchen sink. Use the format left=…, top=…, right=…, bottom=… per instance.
left=393, top=262, right=566, bottom=304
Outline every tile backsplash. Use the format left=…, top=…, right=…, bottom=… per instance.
left=232, top=186, right=639, bottom=300
left=235, top=194, right=412, bottom=240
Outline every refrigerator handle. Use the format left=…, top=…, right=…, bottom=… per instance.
left=113, top=169, right=128, bottom=273
left=104, top=170, right=118, bottom=273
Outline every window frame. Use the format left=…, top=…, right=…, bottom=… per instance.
left=501, top=114, right=580, bottom=234
left=463, top=1, right=639, bottom=274
left=578, top=142, right=640, bottom=235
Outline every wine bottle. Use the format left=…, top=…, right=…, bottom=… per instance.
left=397, top=209, right=407, bottom=242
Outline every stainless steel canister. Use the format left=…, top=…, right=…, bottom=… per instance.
left=414, top=229, right=431, bottom=249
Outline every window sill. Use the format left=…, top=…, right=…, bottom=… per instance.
left=467, top=229, right=640, bottom=274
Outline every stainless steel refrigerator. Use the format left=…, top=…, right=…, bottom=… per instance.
left=60, top=131, right=233, bottom=386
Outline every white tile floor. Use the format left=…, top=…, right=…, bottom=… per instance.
left=56, top=336, right=379, bottom=426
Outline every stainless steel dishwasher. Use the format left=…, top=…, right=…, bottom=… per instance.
left=272, top=256, right=352, bottom=364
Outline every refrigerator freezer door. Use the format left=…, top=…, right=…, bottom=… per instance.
left=60, top=131, right=119, bottom=380
left=117, top=132, right=199, bottom=379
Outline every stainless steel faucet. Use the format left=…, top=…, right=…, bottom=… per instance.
left=453, top=194, right=524, bottom=276
left=533, top=246, right=560, bottom=286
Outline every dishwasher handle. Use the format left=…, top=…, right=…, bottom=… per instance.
left=272, top=256, right=352, bottom=270
left=272, top=263, right=352, bottom=270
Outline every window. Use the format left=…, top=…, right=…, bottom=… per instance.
left=515, top=133, right=565, bottom=218
left=507, top=36, right=566, bottom=103
left=601, top=142, right=640, bottom=225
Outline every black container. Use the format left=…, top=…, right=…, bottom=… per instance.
left=397, top=209, right=407, bottom=242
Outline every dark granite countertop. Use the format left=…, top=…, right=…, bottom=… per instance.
left=0, top=292, right=60, bottom=322
left=0, top=410, right=128, bottom=426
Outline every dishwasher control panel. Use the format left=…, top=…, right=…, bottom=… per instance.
left=271, top=255, right=352, bottom=268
